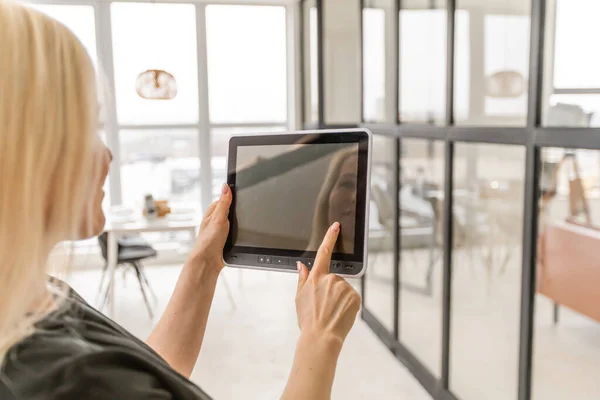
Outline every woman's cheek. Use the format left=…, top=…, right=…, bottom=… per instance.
left=328, top=190, right=342, bottom=215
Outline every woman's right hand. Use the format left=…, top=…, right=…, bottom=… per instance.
left=295, top=222, right=361, bottom=345
left=282, top=222, right=361, bottom=400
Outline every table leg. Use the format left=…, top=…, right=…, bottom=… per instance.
left=107, top=232, right=118, bottom=317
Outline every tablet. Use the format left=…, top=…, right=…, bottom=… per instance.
left=223, top=129, right=372, bottom=278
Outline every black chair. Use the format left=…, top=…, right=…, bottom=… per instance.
left=96, top=232, right=158, bottom=318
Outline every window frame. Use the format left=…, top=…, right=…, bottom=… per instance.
left=26, top=0, right=299, bottom=211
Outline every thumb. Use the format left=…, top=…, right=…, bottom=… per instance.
left=213, top=183, right=232, bottom=223
left=296, top=261, right=308, bottom=293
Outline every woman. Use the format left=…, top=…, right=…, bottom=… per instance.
left=309, top=148, right=359, bottom=254
left=0, top=3, right=360, bottom=399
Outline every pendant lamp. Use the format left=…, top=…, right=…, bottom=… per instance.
left=135, top=69, right=178, bottom=100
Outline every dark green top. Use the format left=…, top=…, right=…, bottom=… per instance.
left=0, top=282, right=212, bottom=400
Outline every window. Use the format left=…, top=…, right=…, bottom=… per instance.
left=17, top=1, right=292, bottom=254
left=111, top=3, right=199, bottom=125
left=552, top=0, right=600, bottom=89
left=119, top=129, right=200, bottom=208
left=455, top=0, right=531, bottom=126
left=543, top=0, right=600, bottom=127
left=210, top=126, right=286, bottom=200
left=363, top=0, right=394, bottom=124
left=206, top=5, right=287, bottom=124
left=400, top=5, right=469, bottom=124
left=400, top=5, right=448, bottom=124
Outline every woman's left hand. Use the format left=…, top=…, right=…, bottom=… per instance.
left=148, top=183, right=232, bottom=376
left=189, top=183, right=232, bottom=272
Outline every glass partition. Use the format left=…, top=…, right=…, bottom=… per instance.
left=454, top=0, right=531, bottom=126
left=533, top=147, right=600, bottom=399
left=365, top=135, right=397, bottom=332
left=450, top=143, right=525, bottom=400
left=399, top=139, right=445, bottom=377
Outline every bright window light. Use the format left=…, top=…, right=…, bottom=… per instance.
left=554, top=0, right=600, bottom=89
left=206, top=5, right=287, bottom=124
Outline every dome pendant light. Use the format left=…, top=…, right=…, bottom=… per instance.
left=486, top=70, right=526, bottom=98
left=485, top=29, right=526, bottom=99
left=136, top=69, right=178, bottom=100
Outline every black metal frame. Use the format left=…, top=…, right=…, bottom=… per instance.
left=441, top=1, right=456, bottom=390
left=299, top=0, right=600, bottom=399
left=316, top=0, right=325, bottom=126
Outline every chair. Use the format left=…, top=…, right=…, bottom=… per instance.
left=96, top=232, right=158, bottom=318
left=370, top=183, right=439, bottom=296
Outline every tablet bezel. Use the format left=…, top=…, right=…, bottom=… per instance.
left=223, top=129, right=371, bottom=278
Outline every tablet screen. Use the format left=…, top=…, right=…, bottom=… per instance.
left=233, top=142, right=359, bottom=254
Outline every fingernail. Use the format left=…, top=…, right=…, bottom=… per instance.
left=221, top=183, right=228, bottom=195
left=296, top=261, right=302, bottom=271
left=331, top=222, right=340, bottom=233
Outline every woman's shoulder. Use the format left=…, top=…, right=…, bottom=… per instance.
left=1, top=280, right=105, bottom=395
left=2, top=343, right=175, bottom=400
left=2, top=280, right=211, bottom=400
left=0, top=279, right=147, bottom=399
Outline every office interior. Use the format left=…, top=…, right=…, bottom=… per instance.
left=29, top=0, right=600, bottom=399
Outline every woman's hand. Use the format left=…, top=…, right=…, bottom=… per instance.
left=189, top=183, right=232, bottom=272
left=282, top=222, right=361, bottom=400
left=295, top=221, right=361, bottom=345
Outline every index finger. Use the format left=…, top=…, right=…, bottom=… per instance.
left=312, top=222, right=340, bottom=276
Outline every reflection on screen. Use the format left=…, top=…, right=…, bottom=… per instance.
left=234, top=143, right=359, bottom=254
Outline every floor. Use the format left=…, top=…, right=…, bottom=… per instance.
left=383, top=147, right=600, bottom=399
left=66, top=265, right=431, bottom=400
left=363, top=245, right=600, bottom=400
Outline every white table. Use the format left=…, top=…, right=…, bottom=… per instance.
left=102, top=216, right=199, bottom=317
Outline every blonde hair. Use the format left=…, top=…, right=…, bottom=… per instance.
left=0, top=1, right=98, bottom=360
left=308, top=148, right=358, bottom=252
